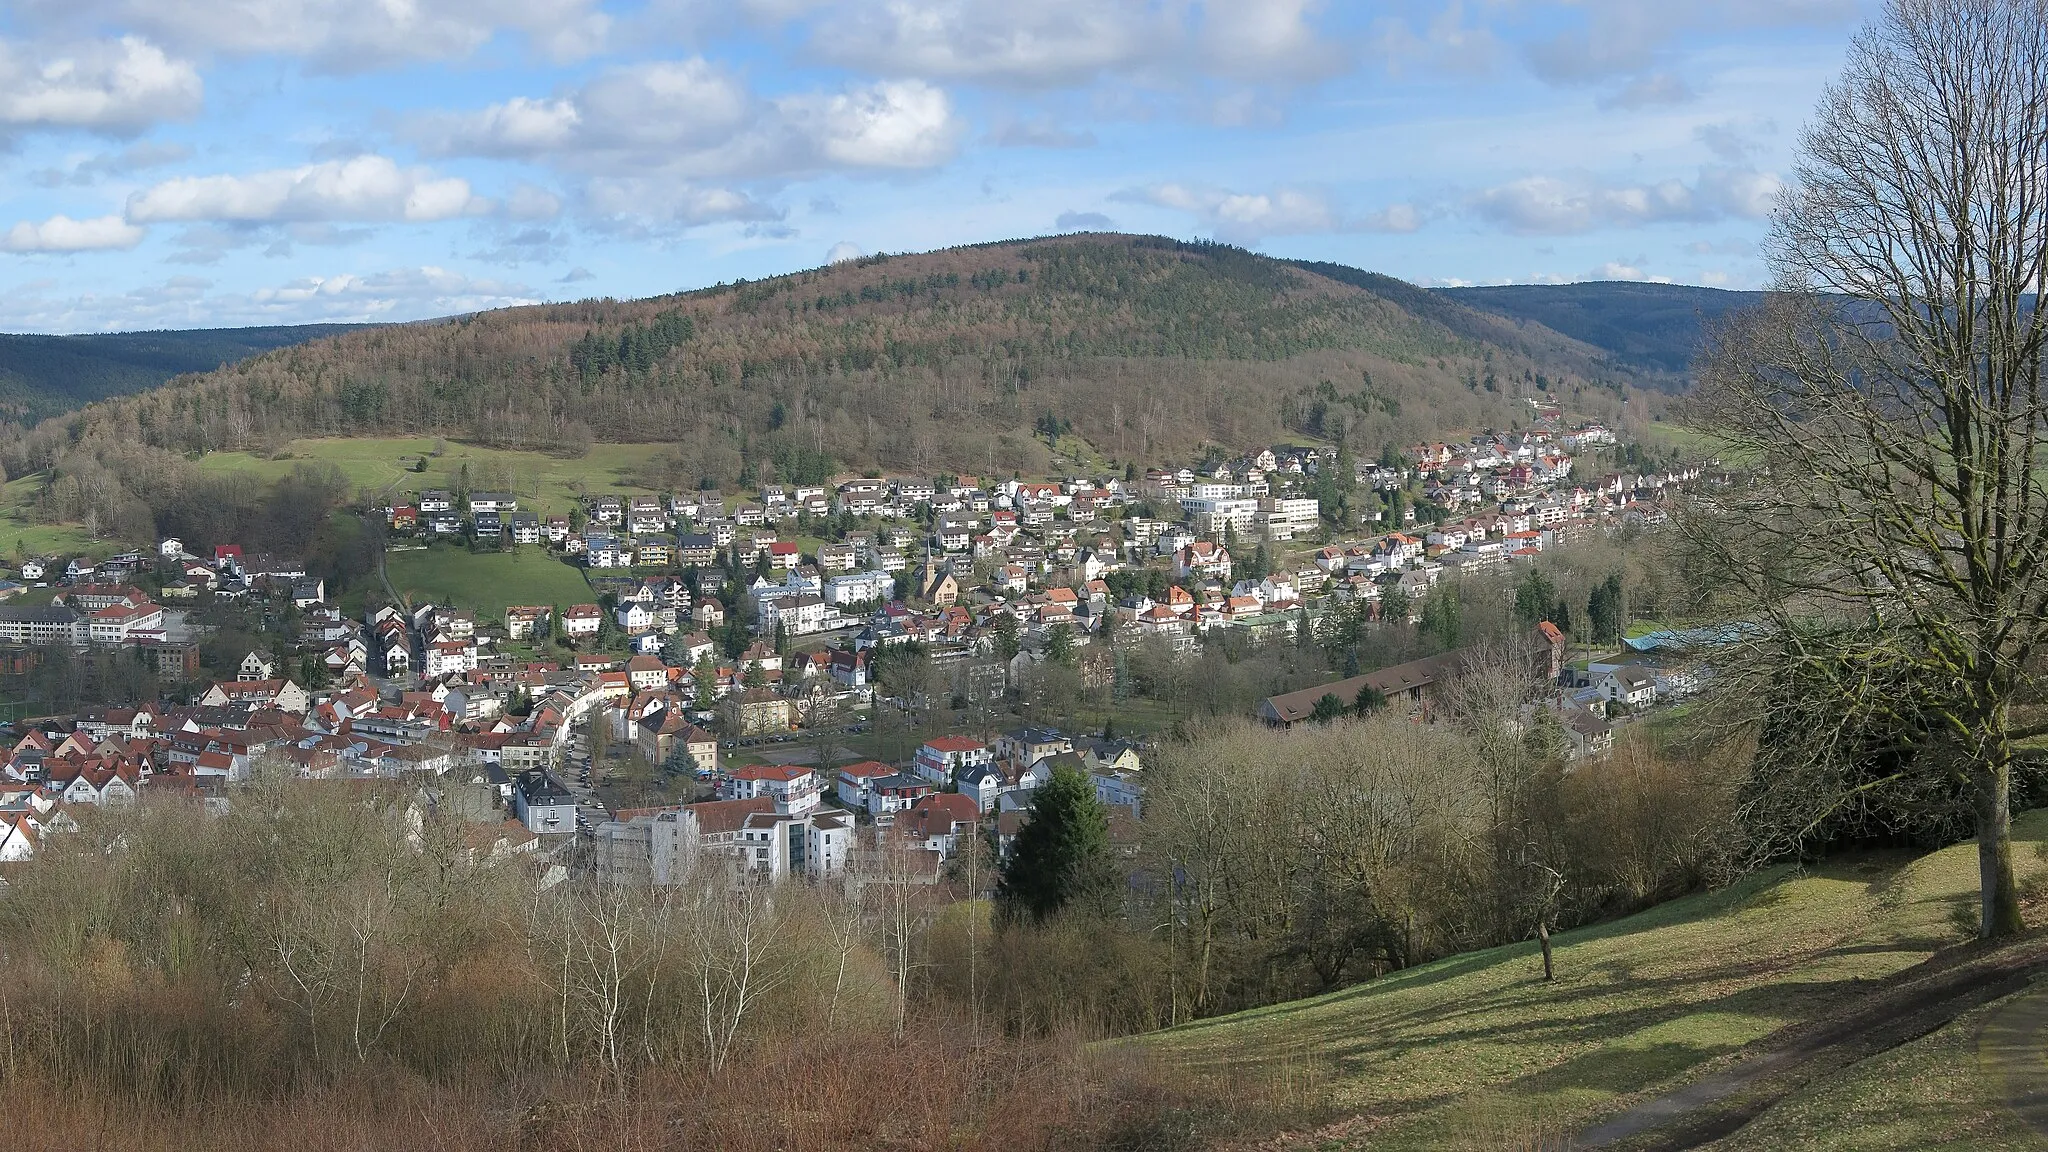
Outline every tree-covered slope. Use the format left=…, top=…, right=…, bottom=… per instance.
left=1439, top=281, right=1767, bottom=384
left=0, top=324, right=375, bottom=423
left=4, top=236, right=1643, bottom=523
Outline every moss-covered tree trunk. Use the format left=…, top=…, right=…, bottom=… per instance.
left=1975, top=757, right=2024, bottom=939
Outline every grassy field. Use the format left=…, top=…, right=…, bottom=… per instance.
left=383, top=546, right=594, bottom=618
left=1640, top=419, right=1726, bottom=460
left=0, top=475, right=105, bottom=560
left=1708, top=992, right=2036, bottom=1152
left=1138, top=811, right=2048, bottom=1149
left=196, top=437, right=677, bottom=519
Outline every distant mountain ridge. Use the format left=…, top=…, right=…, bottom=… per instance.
left=17, top=235, right=1644, bottom=484
left=0, top=324, right=376, bottom=424
left=1437, top=281, right=1766, bottom=383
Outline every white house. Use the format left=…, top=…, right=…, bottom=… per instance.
left=1596, top=666, right=1658, bottom=711
left=911, top=736, right=993, bottom=785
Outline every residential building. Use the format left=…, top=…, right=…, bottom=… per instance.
left=912, top=735, right=993, bottom=785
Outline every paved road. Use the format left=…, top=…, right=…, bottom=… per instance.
left=1979, top=978, right=2048, bottom=1137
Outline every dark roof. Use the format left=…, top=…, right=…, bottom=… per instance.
left=1259, top=650, right=1474, bottom=725
left=1007, top=725, right=1065, bottom=745
left=515, top=769, right=574, bottom=805
left=0, top=605, right=78, bottom=624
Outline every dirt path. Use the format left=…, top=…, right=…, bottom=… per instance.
left=1978, top=978, right=2048, bottom=1138
left=1572, top=938, right=2048, bottom=1149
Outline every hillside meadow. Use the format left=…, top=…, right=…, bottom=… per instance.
left=196, top=437, right=676, bottom=519
left=1137, top=810, right=2048, bottom=1149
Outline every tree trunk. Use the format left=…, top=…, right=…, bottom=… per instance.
left=1976, top=760, right=2025, bottom=939
left=1537, top=918, right=1554, bottom=982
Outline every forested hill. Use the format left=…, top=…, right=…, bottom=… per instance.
left=0, top=324, right=376, bottom=424
left=1438, top=282, right=1766, bottom=384
left=6, top=235, right=1648, bottom=509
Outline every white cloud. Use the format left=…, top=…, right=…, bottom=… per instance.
left=1362, top=203, right=1423, bottom=234
left=31, top=141, right=193, bottom=188
left=505, top=184, right=564, bottom=221
left=0, top=36, right=201, bottom=135
left=809, top=0, right=1164, bottom=88
left=1128, top=183, right=1338, bottom=244
left=1199, top=0, right=1347, bottom=81
left=248, top=266, right=540, bottom=318
left=127, top=155, right=489, bottom=225
left=12, top=0, right=610, bottom=71
left=0, top=213, right=147, bottom=253
left=1522, top=0, right=1857, bottom=86
left=1055, top=210, right=1115, bottom=231
left=796, top=80, right=962, bottom=168
left=801, top=0, right=1346, bottom=89
left=1695, top=165, right=1783, bottom=218
left=1469, top=167, right=1782, bottom=235
left=1371, top=0, right=1505, bottom=78
left=582, top=179, right=783, bottom=230
left=826, top=241, right=864, bottom=263
left=0, top=265, right=541, bottom=331
left=1586, top=259, right=1673, bottom=283
left=1121, top=182, right=1420, bottom=244
left=1598, top=72, right=1695, bottom=110
left=418, top=65, right=965, bottom=189
left=986, top=118, right=1096, bottom=149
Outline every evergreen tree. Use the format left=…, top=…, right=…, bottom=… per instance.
left=1310, top=693, right=1348, bottom=723
left=1514, top=568, right=1558, bottom=628
left=1419, top=585, right=1462, bottom=649
left=692, top=652, right=718, bottom=709
left=991, top=612, right=1021, bottom=662
left=1587, top=574, right=1626, bottom=645
left=1380, top=582, right=1411, bottom=626
left=1354, top=683, right=1387, bottom=715
left=1046, top=623, right=1076, bottom=667
left=995, top=764, right=1117, bottom=923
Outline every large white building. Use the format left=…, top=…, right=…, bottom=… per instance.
left=595, top=797, right=852, bottom=886
left=760, top=593, right=834, bottom=636
left=1181, top=496, right=1258, bottom=537
left=823, top=569, right=895, bottom=607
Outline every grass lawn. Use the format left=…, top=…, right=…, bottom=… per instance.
left=1709, top=993, right=2036, bottom=1152
left=1137, top=810, right=2048, bottom=1150
left=1641, top=420, right=1727, bottom=460
left=196, top=437, right=675, bottom=519
left=384, top=546, right=594, bottom=619
left=0, top=475, right=105, bottom=561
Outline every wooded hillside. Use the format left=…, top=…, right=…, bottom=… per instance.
left=0, top=236, right=1654, bottom=543
left=1441, top=281, right=1766, bottom=383
left=0, top=323, right=374, bottom=424
left=8, top=237, right=1641, bottom=477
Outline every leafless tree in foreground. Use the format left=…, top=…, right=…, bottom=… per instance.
left=1685, top=0, right=2048, bottom=937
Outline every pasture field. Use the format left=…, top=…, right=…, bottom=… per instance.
left=196, top=437, right=679, bottom=519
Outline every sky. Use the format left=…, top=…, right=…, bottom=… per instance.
left=0, top=0, right=1875, bottom=333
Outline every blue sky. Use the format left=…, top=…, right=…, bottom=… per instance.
left=0, top=0, right=1872, bottom=333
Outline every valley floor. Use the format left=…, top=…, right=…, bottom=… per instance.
left=1141, top=811, right=2048, bottom=1150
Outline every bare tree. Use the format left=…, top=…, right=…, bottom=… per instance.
left=1685, top=0, right=2048, bottom=937
left=690, top=877, right=792, bottom=1076
left=805, top=692, right=845, bottom=775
